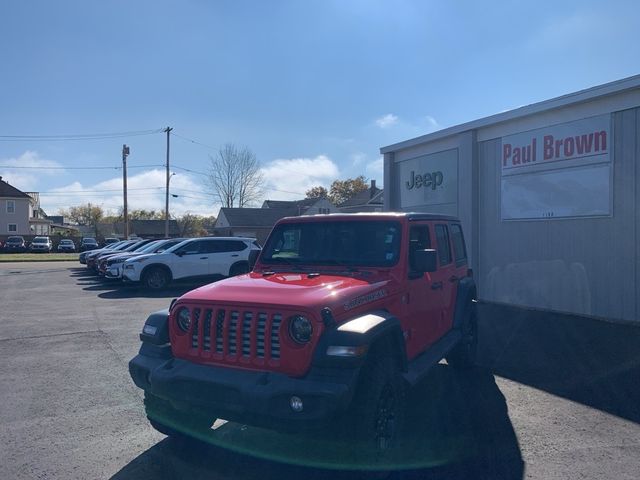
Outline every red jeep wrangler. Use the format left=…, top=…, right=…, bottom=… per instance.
left=129, top=213, right=477, bottom=450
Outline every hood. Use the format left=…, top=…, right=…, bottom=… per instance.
left=179, top=271, right=392, bottom=314
left=124, top=253, right=155, bottom=263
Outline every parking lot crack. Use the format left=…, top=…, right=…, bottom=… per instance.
left=0, top=330, right=103, bottom=342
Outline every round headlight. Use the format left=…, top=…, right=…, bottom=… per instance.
left=177, top=308, right=191, bottom=332
left=289, top=315, right=313, bottom=344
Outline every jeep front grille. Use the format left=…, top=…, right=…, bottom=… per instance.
left=183, top=307, right=283, bottom=362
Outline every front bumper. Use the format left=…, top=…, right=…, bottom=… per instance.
left=122, top=268, right=141, bottom=283
left=105, top=265, right=123, bottom=279
left=129, top=347, right=360, bottom=432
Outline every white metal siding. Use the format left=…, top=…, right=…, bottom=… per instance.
left=476, top=108, right=638, bottom=322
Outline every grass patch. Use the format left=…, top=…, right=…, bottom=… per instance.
left=0, top=253, right=79, bottom=262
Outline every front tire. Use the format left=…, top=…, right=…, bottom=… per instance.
left=144, top=392, right=216, bottom=444
left=143, top=267, right=170, bottom=290
left=353, top=354, right=406, bottom=452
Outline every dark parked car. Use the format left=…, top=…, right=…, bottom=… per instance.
left=57, top=239, right=76, bottom=253
left=80, top=237, right=99, bottom=252
left=103, top=237, right=119, bottom=247
left=3, top=236, right=27, bottom=253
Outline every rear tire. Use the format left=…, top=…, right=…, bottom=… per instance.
left=447, top=300, right=478, bottom=369
left=229, top=262, right=250, bottom=277
left=143, top=267, right=170, bottom=290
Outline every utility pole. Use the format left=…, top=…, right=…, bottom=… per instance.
left=122, top=144, right=130, bottom=239
left=164, top=126, right=173, bottom=238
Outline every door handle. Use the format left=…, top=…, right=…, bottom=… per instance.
left=231, top=254, right=239, bottom=257
left=200, top=257, right=208, bottom=260
left=431, top=281, right=443, bottom=290
left=449, top=275, right=459, bottom=283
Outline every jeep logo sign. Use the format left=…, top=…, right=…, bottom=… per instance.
left=398, top=149, right=458, bottom=213
left=405, top=171, right=443, bottom=190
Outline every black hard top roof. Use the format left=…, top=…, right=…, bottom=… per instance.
left=278, top=212, right=460, bottom=223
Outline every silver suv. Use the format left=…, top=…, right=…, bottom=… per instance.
left=122, top=237, right=261, bottom=289
left=29, top=236, right=52, bottom=253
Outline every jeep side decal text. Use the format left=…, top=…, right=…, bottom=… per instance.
left=343, top=289, right=387, bottom=311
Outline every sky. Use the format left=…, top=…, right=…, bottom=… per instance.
left=0, top=0, right=638, bottom=218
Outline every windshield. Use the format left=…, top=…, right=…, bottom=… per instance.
left=33, top=237, right=48, bottom=243
left=7, top=236, right=23, bottom=242
left=82, top=238, right=97, bottom=244
left=135, top=240, right=163, bottom=254
left=262, top=221, right=402, bottom=267
left=163, top=239, right=192, bottom=254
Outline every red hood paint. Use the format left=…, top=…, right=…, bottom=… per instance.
left=178, top=271, right=392, bottom=315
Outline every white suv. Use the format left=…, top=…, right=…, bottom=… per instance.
left=122, top=237, right=261, bottom=289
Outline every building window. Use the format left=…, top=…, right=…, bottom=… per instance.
left=8, top=224, right=17, bottom=232
left=6, top=200, right=15, bottom=214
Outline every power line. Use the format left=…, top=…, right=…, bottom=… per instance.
left=171, top=131, right=329, bottom=180
left=172, top=164, right=209, bottom=176
left=0, top=128, right=164, bottom=142
left=0, top=163, right=165, bottom=171
left=39, top=187, right=164, bottom=195
left=171, top=132, right=218, bottom=151
left=0, top=165, right=119, bottom=170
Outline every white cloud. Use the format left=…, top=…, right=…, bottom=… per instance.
left=41, top=169, right=218, bottom=218
left=424, top=115, right=440, bottom=130
left=350, top=152, right=366, bottom=167
left=0, top=151, right=63, bottom=191
left=366, top=156, right=384, bottom=179
left=261, top=155, right=340, bottom=201
left=375, top=113, right=399, bottom=129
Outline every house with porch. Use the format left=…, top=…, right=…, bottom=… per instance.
left=0, top=176, right=51, bottom=236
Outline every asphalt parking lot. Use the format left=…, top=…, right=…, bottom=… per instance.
left=1, top=261, right=639, bottom=479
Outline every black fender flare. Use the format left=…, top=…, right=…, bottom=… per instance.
left=139, top=309, right=170, bottom=345
left=453, top=277, right=477, bottom=329
left=312, top=310, right=408, bottom=372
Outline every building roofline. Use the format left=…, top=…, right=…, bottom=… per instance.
left=381, top=73, right=640, bottom=154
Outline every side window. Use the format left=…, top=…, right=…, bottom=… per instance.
left=449, top=224, right=467, bottom=266
left=224, top=240, right=248, bottom=252
left=200, top=240, right=222, bottom=254
left=435, top=224, right=452, bottom=266
left=408, top=225, right=431, bottom=272
left=176, top=241, right=201, bottom=255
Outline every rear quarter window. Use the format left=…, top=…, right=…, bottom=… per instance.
left=435, top=224, right=452, bottom=266
left=449, top=224, right=467, bottom=266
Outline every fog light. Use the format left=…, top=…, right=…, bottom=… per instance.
left=290, top=396, right=303, bottom=412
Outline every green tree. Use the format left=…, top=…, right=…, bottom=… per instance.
left=328, top=175, right=369, bottom=205
left=305, top=186, right=329, bottom=199
left=128, top=209, right=164, bottom=220
left=58, top=203, right=105, bottom=237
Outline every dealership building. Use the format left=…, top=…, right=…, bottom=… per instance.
left=382, top=75, right=640, bottom=324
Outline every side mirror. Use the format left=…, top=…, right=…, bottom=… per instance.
left=413, top=249, right=438, bottom=273
left=175, top=251, right=184, bottom=257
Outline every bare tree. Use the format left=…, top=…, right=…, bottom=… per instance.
left=207, top=144, right=264, bottom=208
